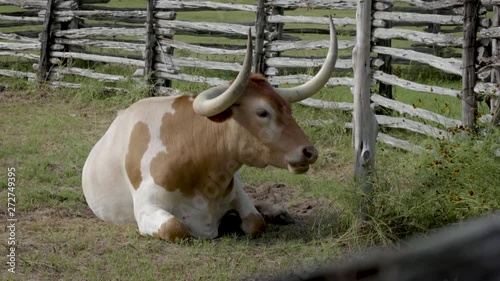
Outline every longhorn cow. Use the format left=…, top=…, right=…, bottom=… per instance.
left=82, top=18, right=338, bottom=241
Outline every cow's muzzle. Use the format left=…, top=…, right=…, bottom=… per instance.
left=286, top=145, right=318, bottom=174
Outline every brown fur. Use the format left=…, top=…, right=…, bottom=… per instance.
left=231, top=74, right=311, bottom=169
left=247, top=73, right=291, bottom=114
left=150, top=96, right=237, bottom=199
left=221, top=177, right=234, bottom=198
left=155, top=217, right=191, bottom=242
left=125, top=121, right=151, bottom=189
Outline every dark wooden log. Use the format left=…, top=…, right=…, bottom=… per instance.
left=272, top=215, right=500, bottom=281
left=462, top=0, right=480, bottom=130
left=253, top=0, right=266, bottom=74
left=38, top=0, right=54, bottom=83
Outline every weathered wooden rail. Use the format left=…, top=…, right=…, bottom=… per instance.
left=1, top=0, right=499, bottom=153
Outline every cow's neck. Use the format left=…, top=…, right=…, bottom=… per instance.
left=157, top=96, right=243, bottom=199
left=186, top=119, right=242, bottom=200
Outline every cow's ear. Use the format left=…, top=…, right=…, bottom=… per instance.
left=208, top=108, right=232, bottom=123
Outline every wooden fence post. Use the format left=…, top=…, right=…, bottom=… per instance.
left=462, top=0, right=479, bottom=131
left=377, top=2, right=393, bottom=105
left=432, top=9, right=443, bottom=57
left=353, top=0, right=378, bottom=219
left=39, top=0, right=55, bottom=83
left=491, top=5, right=500, bottom=125
left=144, top=0, right=157, bottom=89
left=253, top=0, right=266, bottom=74
left=59, top=0, right=80, bottom=55
left=264, top=5, right=283, bottom=78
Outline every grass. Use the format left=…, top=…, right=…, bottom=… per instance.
left=1, top=0, right=500, bottom=280
left=0, top=88, right=349, bottom=280
left=0, top=78, right=498, bottom=281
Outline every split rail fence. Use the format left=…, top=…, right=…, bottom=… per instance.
left=1, top=0, right=499, bottom=152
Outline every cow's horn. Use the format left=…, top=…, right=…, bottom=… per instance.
left=193, top=29, right=253, bottom=117
left=275, top=16, right=338, bottom=103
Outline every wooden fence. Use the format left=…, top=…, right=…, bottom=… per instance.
left=0, top=0, right=499, bottom=152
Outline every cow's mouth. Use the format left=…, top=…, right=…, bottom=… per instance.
left=287, top=163, right=310, bottom=174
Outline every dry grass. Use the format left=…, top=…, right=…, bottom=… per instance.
left=0, top=89, right=357, bottom=280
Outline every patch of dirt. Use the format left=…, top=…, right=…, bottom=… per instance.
left=244, top=183, right=331, bottom=224
left=0, top=90, right=29, bottom=105
left=44, top=163, right=66, bottom=175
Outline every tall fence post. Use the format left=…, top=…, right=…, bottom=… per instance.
left=431, top=9, right=443, bottom=57
left=462, top=0, right=479, bottom=131
left=39, top=0, right=55, bottom=83
left=144, top=0, right=157, bottom=90
left=353, top=0, right=378, bottom=220
left=263, top=5, right=283, bottom=78
left=377, top=2, right=393, bottom=107
left=59, top=0, right=80, bottom=55
left=491, top=5, right=500, bottom=125
left=253, top=0, right=266, bottom=74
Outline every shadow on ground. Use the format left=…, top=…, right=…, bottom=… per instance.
left=242, top=183, right=342, bottom=243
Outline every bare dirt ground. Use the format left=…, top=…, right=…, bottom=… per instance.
left=244, top=183, right=325, bottom=223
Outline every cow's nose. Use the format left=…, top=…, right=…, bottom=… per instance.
left=302, top=145, right=318, bottom=163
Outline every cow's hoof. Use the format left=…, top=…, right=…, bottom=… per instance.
left=156, top=217, right=191, bottom=242
left=242, top=213, right=266, bottom=238
left=254, top=201, right=295, bottom=225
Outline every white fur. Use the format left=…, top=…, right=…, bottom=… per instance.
left=82, top=97, right=260, bottom=239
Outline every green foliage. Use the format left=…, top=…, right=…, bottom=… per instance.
left=394, top=64, right=461, bottom=84
left=354, top=127, right=500, bottom=242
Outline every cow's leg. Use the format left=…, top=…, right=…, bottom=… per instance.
left=231, top=175, right=266, bottom=237
left=133, top=185, right=191, bottom=242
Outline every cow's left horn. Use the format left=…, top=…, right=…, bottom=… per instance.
left=275, top=16, right=338, bottom=103
left=193, top=29, right=253, bottom=117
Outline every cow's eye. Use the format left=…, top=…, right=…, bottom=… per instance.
left=256, top=109, right=269, bottom=118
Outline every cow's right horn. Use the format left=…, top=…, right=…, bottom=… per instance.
left=193, top=29, right=253, bottom=117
